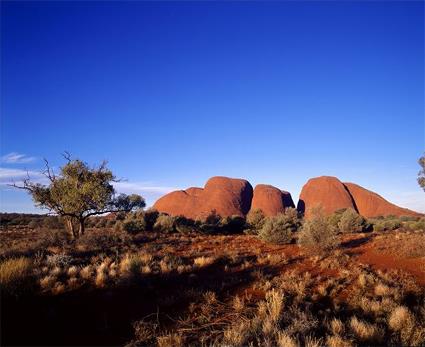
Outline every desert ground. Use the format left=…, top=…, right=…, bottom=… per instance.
left=1, top=211, right=425, bottom=347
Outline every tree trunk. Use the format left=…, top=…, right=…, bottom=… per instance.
left=66, top=218, right=77, bottom=239
left=78, top=218, right=85, bottom=236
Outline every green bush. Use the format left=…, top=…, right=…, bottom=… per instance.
left=143, top=209, right=159, bottom=231
left=371, top=217, right=402, bottom=232
left=198, top=210, right=222, bottom=234
left=153, top=214, right=175, bottom=233
left=298, top=211, right=338, bottom=254
left=174, top=216, right=197, bottom=234
left=327, top=208, right=347, bottom=229
left=122, top=219, right=146, bottom=234
left=245, top=209, right=265, bottom=235
left=338, top=208, right=366, bottom=233
left=220, top=215, right=246, bottom=234
left=258, top=208, right=300, bottom=245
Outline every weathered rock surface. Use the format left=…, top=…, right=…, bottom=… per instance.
left=297, top=176, right=356, bottom=218
left=251, top=184, right=295, bottom=216
left=343, top=182, right=422, bottom=218
left=153, top=176, right=253, bottom=219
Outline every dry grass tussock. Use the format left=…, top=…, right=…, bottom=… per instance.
left=2, top=227, right=425, bottom=346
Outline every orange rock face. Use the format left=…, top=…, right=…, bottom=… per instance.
left=251, top=184, right=295, bottom=216
left=343, top=182, right=421, bottom=218
left=153, top=176, right=253, bottom=219
left=297, top=176, right=356, bottom=218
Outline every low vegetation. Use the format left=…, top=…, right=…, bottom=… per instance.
left=2, top=205, right=425, bottom=345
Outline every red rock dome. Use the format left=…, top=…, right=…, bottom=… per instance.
left=153, top=176, right=253, bottom=220
left=297, top=176, right=356, bottom=218
left=343, top=182, right=422, bottom=218
left=251, top=184, right=295, bottom=216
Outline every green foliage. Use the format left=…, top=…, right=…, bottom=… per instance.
left=298, top=210, right=338, bottom=253
left=220, top=215, right=246, bottom=234
left=338, top=208, right=366, bottom=233
left=258, top=208, right=300, bottom=245
left=404, top=217, right=425, bottom=232
left=153, top=214, right=175, bottom=233
left=198, top=210, right=222, bottom=234
left=370, top=217, right=402, bottom=232
left=245, top=209, right=265, bottom=235
left=14, top=156, right=145, bottom=237
left=174, top=216, right=197, bottom=234
left=327, top=208, right=347, bottom=229
left=418, top=154, right=425, bottom=192
left=143, top=209, right=159, bottom=231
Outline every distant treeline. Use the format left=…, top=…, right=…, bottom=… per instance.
left=0, top=212, right=117, bottom=230
left=0, top=213, right=65, bottom=229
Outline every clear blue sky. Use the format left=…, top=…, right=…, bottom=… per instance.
left=1, top=1, right=424, bottom=213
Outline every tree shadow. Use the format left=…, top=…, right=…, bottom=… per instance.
left=2, top=257, right=284, bottom=346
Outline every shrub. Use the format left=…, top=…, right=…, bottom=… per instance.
left=174, top=216, right=196, bottom=234
left=77, top=229, right=131, bottom=251
left=122, top=219, right=146, bottom=234
left=221, top=215, right=246, bottom=234
left=46, top=253, right=73, bottom=267
left=258, top=208, right=300, bottom=245
left=28, top=219, right=42, bottom=229
left=43, top=216, right=64, bottom=229
left=371, top=217, right=403, bottom=232
left=0, top=257, right=33, bottom=296
left=298, top=210, right=338, bottom=253
left=198, top=210, right=222, bottom=234
left=327, top=208, right=347, bottom=229
left=404, top=217, right=425, bottom=232
left=153, top=214, right=175, bottom=233
left=95, top=218, right=107, bottom=228
left=144, top=209, right=159, bottom=231
left=38, top=228, right=69, bottom=248
left=106, top=219, right=116, bottom=228
left=338, top=208, right=366, bottom=233
left=245, top=209, right=265, bottom=235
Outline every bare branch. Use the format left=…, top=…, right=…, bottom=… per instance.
left=62, top=151, right=72, bottom=163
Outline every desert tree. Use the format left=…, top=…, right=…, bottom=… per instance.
left=11, top=153, right=145, bottom=238
left=418, top=154, right=425, bottom=192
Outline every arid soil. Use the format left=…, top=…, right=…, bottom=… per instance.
left=1, top=226, right=425, bottom=346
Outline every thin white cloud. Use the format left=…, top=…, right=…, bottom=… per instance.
left=0, top=167, right=46, bottom=186
left=113, top=181, right=176, bottom=195
left=385, top=191, right=425, bottom=214
left=1, top=152, right=37, bottom=164
left=113, top=181, right=176, bottom=207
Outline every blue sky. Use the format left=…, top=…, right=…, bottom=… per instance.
left=1, top=1, right=424, bottom=213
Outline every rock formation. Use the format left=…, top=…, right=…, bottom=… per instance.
left=297, top=176, right=356, bottom=218
left=251, top=184, right=295, bottom=216
left=343, top=182, right=421, bottom=218
left=154, top=174, right=422, bottom=220
left=153, top=176, right=253, bottom=220
left=298, top=176, right=422, bottom=218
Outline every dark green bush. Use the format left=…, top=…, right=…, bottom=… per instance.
left=338, top=208, right=367, bottom=233
left=153, top=214, right=175, bottom=233
left=327, top=208, right=347, bottom=229
left=298, top=209, right=338, bottom=253
left=245, top=209, right=265, bottom=235
left=143, top=209, right=159, bottom=231
left=258, top=208, right=300, bottom=245
left=174, top=216, right=196, bottom=234
left=220, top=215, right=246, bottom=234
